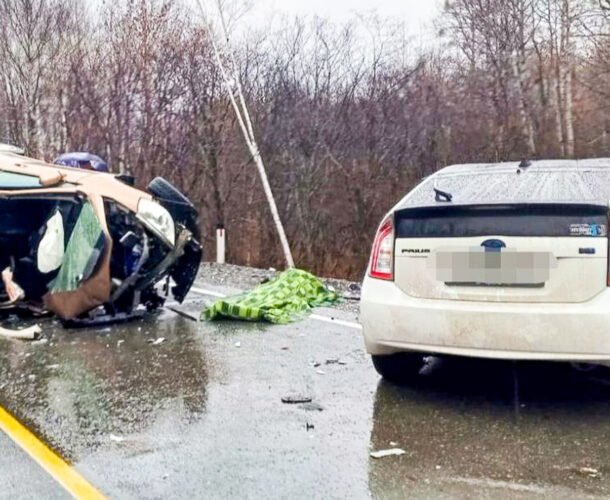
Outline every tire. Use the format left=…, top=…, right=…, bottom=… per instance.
left=372, top=352, right=426, bottom=384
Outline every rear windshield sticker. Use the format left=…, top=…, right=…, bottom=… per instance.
left=569, top=223, right=607, bottom=236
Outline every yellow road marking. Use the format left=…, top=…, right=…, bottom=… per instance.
left=0, top=405, right=107, bottom=500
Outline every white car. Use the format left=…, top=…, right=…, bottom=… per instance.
left=361, top=159, right=610, bottom=382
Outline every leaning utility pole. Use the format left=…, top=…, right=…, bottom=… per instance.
left=197, top=0, right=295, bottom=268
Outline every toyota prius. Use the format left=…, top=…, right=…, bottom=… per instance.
left=361, top=159, right=610, bottom=382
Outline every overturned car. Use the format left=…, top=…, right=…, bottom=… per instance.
left=0, top=152, right=202, bottom=325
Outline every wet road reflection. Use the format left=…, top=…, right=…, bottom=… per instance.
left=0, top=300, right=377, bottom=499
left=369, top=358, right=610, bottom=498
left=0, top=311, right=208, bottom=461
left=5, top=300, right=610, bottom=498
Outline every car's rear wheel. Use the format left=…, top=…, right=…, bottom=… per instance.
left=372, top=352, right=426, bottom=384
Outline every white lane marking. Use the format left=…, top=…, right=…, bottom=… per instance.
left=189, top=286, right=362, bottom=330
left=443, top=476, right=547, bottom=494
left=190, top=286, right=226, bottom=298
left=310, top=314, right=362, bottom=330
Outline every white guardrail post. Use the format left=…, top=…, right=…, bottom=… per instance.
left=216, top=223, right=226, bottom=264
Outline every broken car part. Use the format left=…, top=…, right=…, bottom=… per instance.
left=370, top=448, right=407, bottom=459
left=0, top=324, right=41, bottom=340
left=0, top=151, right=202, bottom=325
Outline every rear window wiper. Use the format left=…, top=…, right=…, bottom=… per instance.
left=433, top=179, right=452, bottom=202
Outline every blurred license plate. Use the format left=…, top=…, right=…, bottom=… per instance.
left=430, top=248, right=556, bottom=286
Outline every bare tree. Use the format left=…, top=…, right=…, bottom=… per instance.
left=0, top=0, right=78, bottom=156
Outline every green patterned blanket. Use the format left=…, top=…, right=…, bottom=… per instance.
left=200, top=268, right=339, bottom=324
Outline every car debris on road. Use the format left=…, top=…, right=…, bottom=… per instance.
left=0, top=324, right=41, bottom=340
left=281, top=394, right=313, bottom=404
left=370, top=448, right=407, bottom=459
left=577, top=466, right=601, bottom=478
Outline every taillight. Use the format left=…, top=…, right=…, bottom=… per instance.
left=369, top=217, right=394, bottom=280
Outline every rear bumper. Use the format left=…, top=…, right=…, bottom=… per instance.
left=360, top=277, right=610, bottom=361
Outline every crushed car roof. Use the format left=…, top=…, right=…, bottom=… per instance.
left=401, top=158, right=610, bottom=208
left=0, top=151, right=149, bottom=212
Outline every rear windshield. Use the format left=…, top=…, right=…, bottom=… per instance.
left=403, top=163, right=610, bottom=207
left=395, top=204, right=608, bottom=238
left=0, top=170, right=42, bottom=189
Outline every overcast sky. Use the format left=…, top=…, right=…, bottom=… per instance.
left=245, top=0, right=441, bottom=27
left=243, top=0, right=442, bottom=39
left=89, top=0, right=444, bottom=45
left=229, top=0, right=444, bottom=48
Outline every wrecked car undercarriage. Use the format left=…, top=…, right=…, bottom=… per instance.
left=0, top=153, right=202, bottom=326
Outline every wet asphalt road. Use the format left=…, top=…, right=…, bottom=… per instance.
left=2, top=281, right=610, bottom=498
